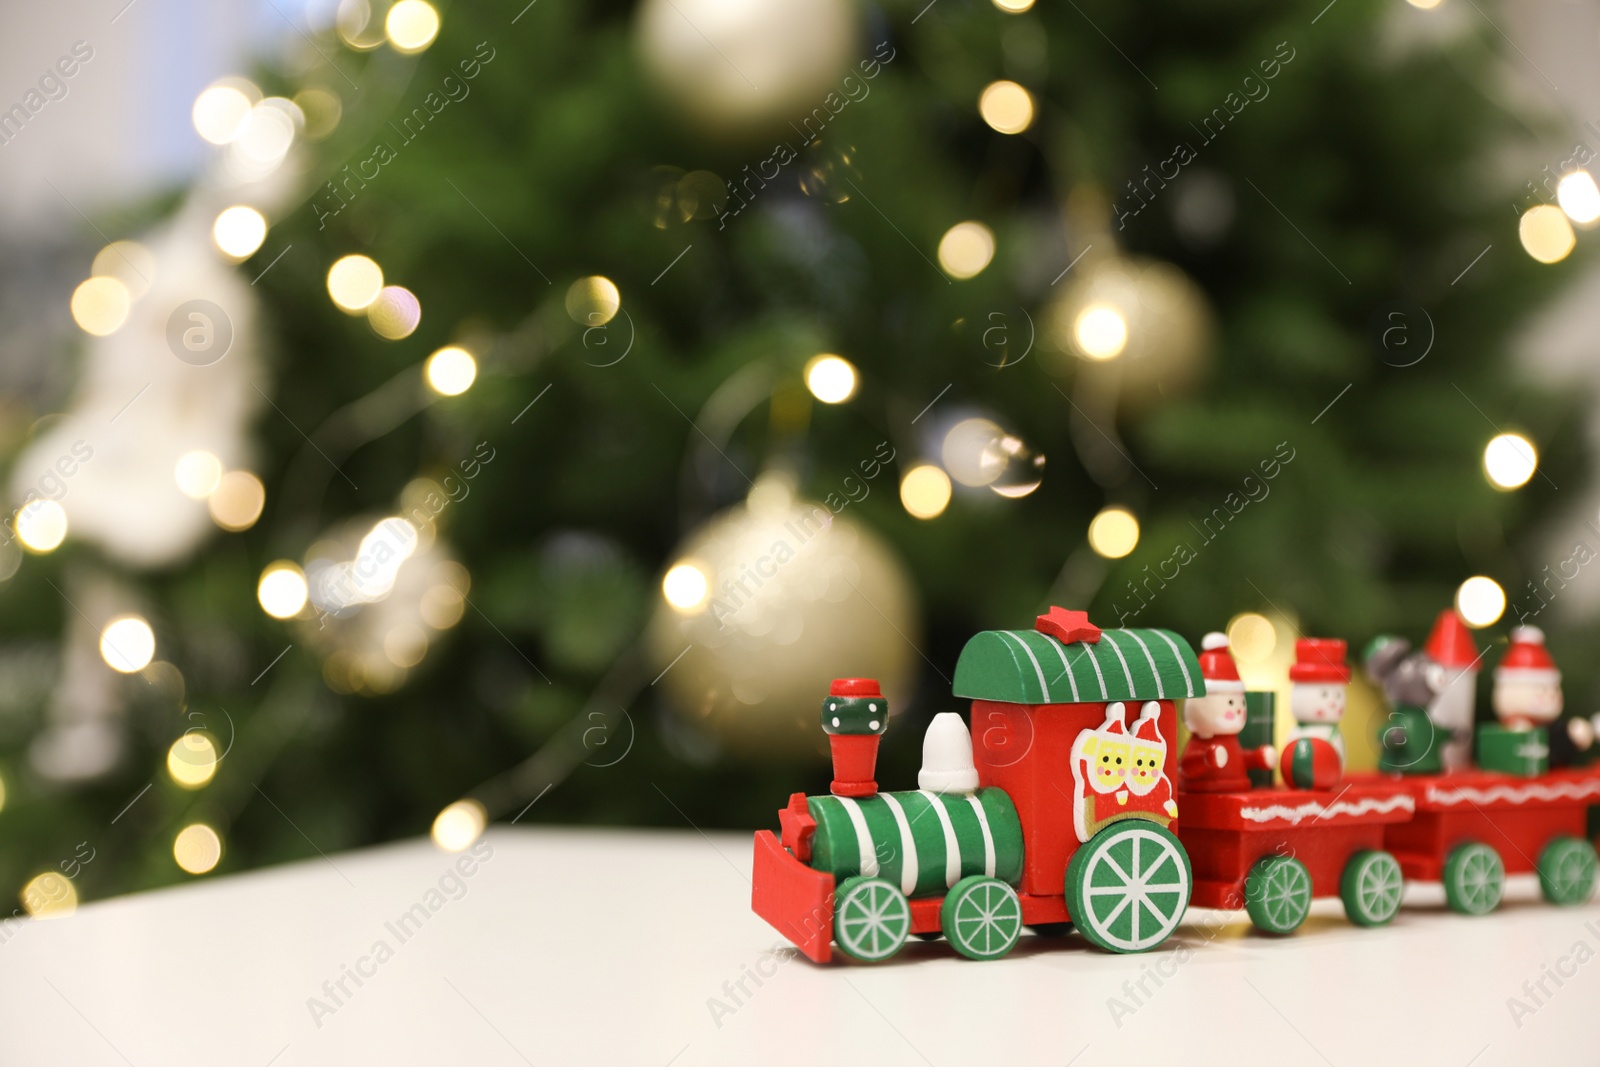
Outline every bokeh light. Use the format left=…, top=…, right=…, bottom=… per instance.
left=21, top=872, right=76, bottom=918
left=426, top=346, right=477, bottom=396
left=1087, top=506, right=1140, bottom=559
left=900, top=465, right=952, bottom=520
left=943, top=418, right=1005, bottom=487
left=432, top=799, right=486, bottom=852
left=937, top=221, right=996, bottom=279
left=233, top=98, right=299, bottom=168
left=993, top=0, right=1036, bottom=10
left=294, top=88, right=343, bottom=140
left=367, top=285, right=421, bottom=339
left=804, top=354, right=858, bottom=404
left=70, top=276, right=131, bottom=336
left=1227, top=612, right=1277, bottom=664
left=167, top=734, right=219, bottom=789
left=978, top=80, right=1034, bottom=135
left=91, top=240, right=155, bottom=300
left=1456, top=576, right=1506, bottom=628
left=174, top=451, right=224, bottom=499
left=1483, top=433, right=1537, bottom=490
left=209, top=471, right=266, bottom=531
left=386, top=0, right=441, bottom=53
left=258, top=562, right=309, bottom=619
left=1520, top=204, right=1575, bottom=264
left=1557, top=171, right=1600, bottom=224
left=565, top=276, right=621, bottom=326
left=100, top=615, right=156, bottom=673
left=192, top=80, right=257, bottom=144
left=662, top=562, right=710, bottom=612
left=1405, top=0, right=1443, bottom=8
left=213, top=206, right=267, bottom=259
left=1072, top=304, right=1129, bottom=360
left=327, top=254, right=384, bottom=312
left=15, top=499, right=68, bottom=553
left=420, top=583, right=466, bottom=629
left=174, top=824, right=222, bottom=874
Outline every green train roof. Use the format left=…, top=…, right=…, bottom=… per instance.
left=953, top=625, right=1204, bottom=705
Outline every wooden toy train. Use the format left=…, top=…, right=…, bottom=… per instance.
left=751, top=606, right=1600, bottom=962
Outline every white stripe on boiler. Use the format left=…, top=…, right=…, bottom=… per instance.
left=965, top=794, right=996, bottom=877
left=879, top=792, right=918, bottom=896
left=919, top=789, right=962, bottom=888
left=835, top=797, right=879, bottom=878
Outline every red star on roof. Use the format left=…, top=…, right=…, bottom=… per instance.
left=1035, top=606, right=1102, bottom=646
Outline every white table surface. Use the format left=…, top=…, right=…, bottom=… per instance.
left=1, top=826, right=1595, bottom=1066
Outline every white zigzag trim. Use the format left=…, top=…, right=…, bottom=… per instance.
left=1426, top=780, right=1600, bottom=807
left=1238, top=794, right=1415, bottom=825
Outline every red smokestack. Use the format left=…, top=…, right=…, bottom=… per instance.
left=821, top=678, right=886, bottom=797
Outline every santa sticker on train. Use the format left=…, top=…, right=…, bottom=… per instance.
left=1070, top=699, right=1179, bottom=841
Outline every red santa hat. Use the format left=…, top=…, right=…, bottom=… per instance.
left=1289, top=637, right=1350, bottom=684
left=1131, top=701, right=1164, bottom=743
left=1098, top=701, right=1129, bottom=734
left=1424, top=609, right=1478, bottom=670
left=1496, top=627, right=1560, bottom=685
left=1196, top=632, right=1244, bottom=694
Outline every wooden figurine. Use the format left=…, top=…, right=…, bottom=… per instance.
left=1178, top=632, right=1277, bottom=792
left=1365, top=635, right=1445, bottom=775
left=1482, top=627, right=1560, bottom=776
left=1284, top=638, right=1349, bottom=789
left=1420, top=609, right=1480, bottom=771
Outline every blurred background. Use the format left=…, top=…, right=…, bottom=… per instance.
left=3, top=0, right=1600, bottom=913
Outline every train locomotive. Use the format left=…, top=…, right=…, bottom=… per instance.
left=750, top=605, right=1600, bottom=963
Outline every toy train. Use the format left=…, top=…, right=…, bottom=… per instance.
left=751, top=606, right=1600, bottom=962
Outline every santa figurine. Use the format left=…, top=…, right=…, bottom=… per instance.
left=1284, top=638, right=1349, bottom=789
left=1179, top=633, right=1277, bottom=792
left=1481, top=627, right=1566, bottom=776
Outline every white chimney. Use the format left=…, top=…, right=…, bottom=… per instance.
left=918, top=712, right=979, bottom=794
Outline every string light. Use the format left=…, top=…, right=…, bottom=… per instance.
left=15, top=499, right=68, bottom=553
left=327, top=255, right=384, bottom=312
left=1483, top=433, right=1538, bottom=490
left=258, top=562, right=309, bottom=619
left=70, top=276, right=131, bottom=336
left=91, top=240, right=154, bottom=300
left=20, top=872, right=77, bottom=918
left=368, top=285, right=421, bottom=339
left=431, top=799, right=486, bottom=851
left=662, top=562, right=710, bottom=612
left=1072, top=304, right=1129, bottom=360
left=213, top=206, right=267, bottom=259
left=173, top=824, right=223, bottom=874
left=1456, top=576, right=1506, bottom=628
left=208, top=471, right=266, bottom=531
left=804, top=354, right=858, bottom=404
left=1519, top=204, right=1575, bottom=264
left=565, top=276, right=620, bottom=326
left=167, top=734, right=219, bottom=789
left=937, top=221, right=996, bottom=279
left=386, top=0, right=441, bottom=54
left=1557, top=171, right=1600, bottom=225
left=1227, top=612, right=1277, bottom=663
left=174, top=451, right=224, bottom=499
left=1088, top=506, right=1140, bottom=559
left=900, top=465, right=952, bottom=519
left=978, top=80, right=1034, bottom=135
left=192, top=79, right=258, bottom=144
left=425, top=346, right=477, bottom=395
left=100, top=615, right=156, bottom=673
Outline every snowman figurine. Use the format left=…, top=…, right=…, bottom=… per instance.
left=1284, top=638, right=1349, bottom=789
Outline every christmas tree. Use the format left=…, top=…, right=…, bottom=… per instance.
left=1, top=0, right=1589, bottom=910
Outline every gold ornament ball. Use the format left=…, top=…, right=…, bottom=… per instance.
left=636, top=0, right=860, bottom=135
left=1046, top=256, right=1212, bottom=406
left=647, top=490, right=919, bottom=757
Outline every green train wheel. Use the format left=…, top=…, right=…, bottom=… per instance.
left=1537, top=836, right=1597, bottom=906
left=1340, top=850, right=1403, bottom=928
left=1443, top=842, right=1504, bottom=916
left=1066, top=821, right=1191, bottom=954
left=940, top=876, right=1023, bottom=961
left=1245, top=855, right=1312, bottom=935
left=833, top=877, right=910, bottom=962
